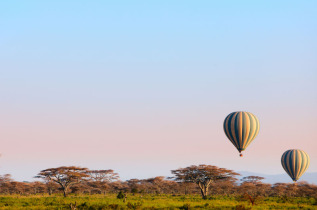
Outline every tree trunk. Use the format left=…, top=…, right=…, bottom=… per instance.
left=48, top=188, right=53, bottom=195
left=245, top=193, right=255, bottom=205
left=205, top=186, right=209, bottom=198
left=62, top=186, right=68, bottom=197
left=198, top=182, right=208, bottom=199
left=200, top=188, right=207, bottom=199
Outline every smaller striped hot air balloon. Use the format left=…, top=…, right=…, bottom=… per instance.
left=281, top=149, right=310, bottom=182
left=223, top=111, right=260, bottom=157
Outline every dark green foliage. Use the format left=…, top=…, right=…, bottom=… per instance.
left=117, top=191, right=125, bottom=199
left=77, top=201, right=88, bottom=208
left=131, top=188, right=138, bottom=194
left=179, top=203, right=191, bottom=210
left=108, top=204, right=120, bottom=209
left=127, top=201, right=143, bottom=209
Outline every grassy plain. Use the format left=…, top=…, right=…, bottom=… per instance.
left=0, top=194, right=315, bottom=209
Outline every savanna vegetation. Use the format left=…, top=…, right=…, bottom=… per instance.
left=0, top=164, right=316, bottom=209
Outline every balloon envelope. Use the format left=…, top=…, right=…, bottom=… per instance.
left=281, top=149, right=310, bottom=182
left=223, top=111, right=260, bottom=155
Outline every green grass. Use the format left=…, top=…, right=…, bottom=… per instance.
left=0, top=194, right=315, bottom=209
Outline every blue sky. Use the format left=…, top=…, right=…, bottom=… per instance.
left=0, top=1, right=316, bottom=181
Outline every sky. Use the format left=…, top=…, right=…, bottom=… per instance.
left=0, top=0, right=316, bottom=182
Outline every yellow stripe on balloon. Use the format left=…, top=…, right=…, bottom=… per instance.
left=242, top=112, right=250, bottom=149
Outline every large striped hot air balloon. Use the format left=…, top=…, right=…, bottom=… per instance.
left=223, top=111, right=260, bottom=157
left=281, top=149, right=310, bottom=182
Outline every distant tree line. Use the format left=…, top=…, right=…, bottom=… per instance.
left=0, top=164, right=316, bottom=203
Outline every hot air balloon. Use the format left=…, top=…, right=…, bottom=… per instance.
left=223, top=111, right=260, bottom=157
left=281, top=149, right=310, bottom=182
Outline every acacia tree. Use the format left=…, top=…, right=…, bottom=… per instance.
left=86, top=169, right=119, bottom=194
left=239, top=176, right=271, bottom=206
left=0, top=174, right=13, bottom=194
left=86, top=169, right=119, bottom=182
left=210, top=180, right=237, bottom=196
left=241, top=176, right=265, bottom=184
left=144, top=176, right=166, bottom=194
left=171, top=164, right=239, bottom=199
left=0, top=174, right=13, bottom=183
left=139, top=176, right=178, bottom=194
left=272, top=183, right=288, bottom=197
left=126, top=179, right=141, bottom=194
left=35, top=166, right=89, bottom=197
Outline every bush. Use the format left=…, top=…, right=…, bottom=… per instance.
left=127, top=201, right=143, bottom=209
left=108, top=204, right=120, bottom=209
left=117, top=191, right=125, bottom=199
left=131, top=188, right=138, bottom=194
left=235, top=205, right=251, bottom=210
left=179, top=203, right=191, bottom=210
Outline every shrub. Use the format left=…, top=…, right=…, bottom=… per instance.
left=117, top=191, right=125, bottom=199
left=108, top=204, right=120, bottom=209
left=127, top=201, right=143, bottom=209
left=179, top=203, right=191, bottom=210
left=131, top=188, right=138, bottom=194
left=235, top=205, right=251, bottom=210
